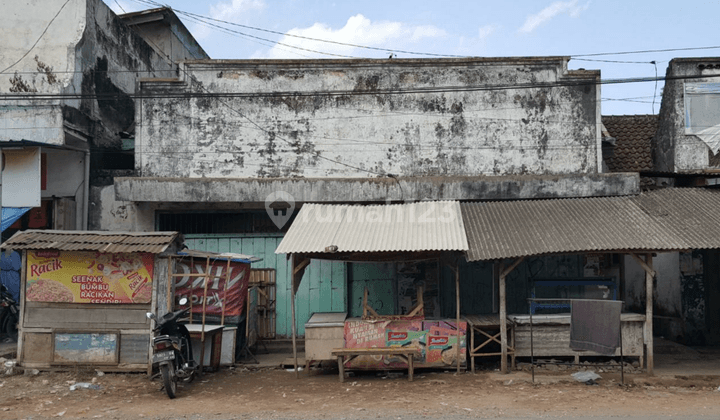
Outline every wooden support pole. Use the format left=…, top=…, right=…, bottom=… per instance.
left=166, top=256, right=173, bottom=314
left=630, top=253, right=657, bottom=278
left=499, top=264, right=508, bottom=374
left=498, top=257, right=523, bottom=374
left=221, top=258, right=230, bottom=326
left=454, top=264, right=461, bottom=374
left=189, top=257, right=194, bottom=324
left=201, top=257, right=211, bottom=342
left=645, top=253, right=654, bottom=375
left=290, top=254, right=308, bottom=379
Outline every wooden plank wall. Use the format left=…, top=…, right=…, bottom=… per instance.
left=513, top=321, right=645, bottom=357
left=184, top=234, right=347, bottom=337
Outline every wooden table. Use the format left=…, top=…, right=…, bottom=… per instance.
left=185, top=324, right=224, bottom=374
left=464, top=315, right=515, bottom=373
left=331, top=347, right=421, bottom=383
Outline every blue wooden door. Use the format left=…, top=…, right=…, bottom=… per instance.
left=184, top=234, right=347, bottom=336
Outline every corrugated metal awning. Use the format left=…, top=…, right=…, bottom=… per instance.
left=0, top=230, right=179, bottom=254
left=276, top=201, right=468, bottom=254
left=178, top=249, right=261, bottom=263
left=462, top=188, right=720, bottom=261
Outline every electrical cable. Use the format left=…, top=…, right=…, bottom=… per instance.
left=129, top=0, right=464, bottom=58
left=0, top=0, right=73, bottom=74
left=4, top=70, right=720, bottom=101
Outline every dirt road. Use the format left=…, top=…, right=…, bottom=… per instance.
left=1, top=365, right=719, bottom=419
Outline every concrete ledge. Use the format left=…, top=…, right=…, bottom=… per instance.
left=115, top=173, right=640, bottom=203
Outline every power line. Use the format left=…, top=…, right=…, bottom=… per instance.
left=130, top=0, right=464, bottom=58
left=0, top=0, right=73, bottom=74
left=3, top=71, right=719, bottom=101
left=572, top=45, right=720, bottom=58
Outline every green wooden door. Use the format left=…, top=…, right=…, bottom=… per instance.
left=184, top=234, right=347, bottom=336
left=348, top=262, right=397, bottom=317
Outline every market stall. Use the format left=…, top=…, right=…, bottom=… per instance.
left=2, top=230, right=181, bottom=371
left=170, top=250, right=260, bottom=369
left=275, top=201, right=469, bottom=378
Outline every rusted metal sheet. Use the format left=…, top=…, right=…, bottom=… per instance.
left=276, top=201, right=468, bottom=254
left=1, top=230, right=178, bottom=254
left=462, top=188, right=720, bottom=261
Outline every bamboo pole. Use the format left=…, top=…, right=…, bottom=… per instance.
left=166, top=256, right=173, bottom=314
left=221, top=258, right=230, bottom=326
left=201, top=257, right=211, bottom=342
left=189, top=256, right=194, bottom=324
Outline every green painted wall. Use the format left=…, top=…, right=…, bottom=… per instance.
left=184, top=234, right=347, bottom=336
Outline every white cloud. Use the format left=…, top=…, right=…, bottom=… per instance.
left=256, top=14, right=447, bottom=59
left=518, top=0, right=590, bottom=34
left=478, top=24, right=499, bottom=40
left=193, top=0, right=265, bottom=39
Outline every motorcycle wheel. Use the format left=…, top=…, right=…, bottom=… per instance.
left=3, top=312, right=18, bottom=341
left=160, top=364, right=177, bottom=399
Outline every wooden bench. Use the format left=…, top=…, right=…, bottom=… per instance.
left=331, top=347, right=421, bottom=383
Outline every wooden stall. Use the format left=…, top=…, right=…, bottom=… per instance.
left=510, top=313, right=645, bottom=364
left=2, top=230, right=181, bottom=371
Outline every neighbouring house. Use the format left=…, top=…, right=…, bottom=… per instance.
left=101, top=55, right=644, bottom=340
left=0, top=1, right=207, bottom=301
left=615, top=57, right=720, bottom=347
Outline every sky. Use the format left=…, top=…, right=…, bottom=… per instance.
left=106, top=0, right=720, bottom=116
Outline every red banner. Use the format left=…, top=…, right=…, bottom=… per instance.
left=174, top=259, right=250, bottom=318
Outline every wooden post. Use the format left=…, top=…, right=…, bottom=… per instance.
left=189, top=256, right=194, bottom=324
left=645, top=253, right=654, bottom=375
left=499, top=263, right=508, bottom=374
left=630, top=252, right=656, bottom=375
left=221, top=258, right=230, bottom=326
left=454, top=264, right=461, bottom=374
left=290, top=254, right=308, bottom=379
left=201, top=257, right=211, bottom=342
left=166, top=256, right=173, bottom=314
left=499, top=257, right=524, bottom=374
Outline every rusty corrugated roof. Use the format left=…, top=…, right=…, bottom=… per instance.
left=462, top=188, right=720, bottom=261
left=0, top=230, right=179, bottom=254
left=275, top=201, right=468, bottom=254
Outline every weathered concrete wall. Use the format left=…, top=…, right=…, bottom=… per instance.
left=136, top=58, right=601, bottom=179
left=90, top=184, right=155, bottom=231
left=119, top=9, right=209, bottom=63
left=114, top=173, right=639, bottom=203
left=0, top=0, right=86, bottom=144
left=654, top=58, right=720, bottom=172
left=624, top=252, right=682, bottom=339
left=1, top=0, right=180, bottom=230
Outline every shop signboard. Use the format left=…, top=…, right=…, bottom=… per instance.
left=25, top=251, right=154, bottom=304
left=344, top=319, right=467, bottom=369
left=174, top=259, right=250, bottom=318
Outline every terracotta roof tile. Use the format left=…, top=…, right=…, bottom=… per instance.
left=603, top=115, right=657, bottom=172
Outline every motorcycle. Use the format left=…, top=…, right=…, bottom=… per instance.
left=0, top=284, right=19, bottom=342
left=146, top=298, right=197, bottom=399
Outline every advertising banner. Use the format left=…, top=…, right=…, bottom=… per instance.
left=174, top=259, right=250, bottom=318
left=26, top=251, right=154, bottom=304
left=344, top=319, right=467, bottom=369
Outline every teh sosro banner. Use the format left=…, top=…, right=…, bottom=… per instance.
left=174, top=259, right=250, bottom=318
left=26, top=251, right=154, bottom=304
